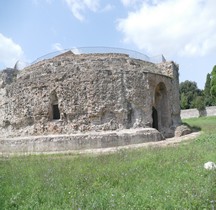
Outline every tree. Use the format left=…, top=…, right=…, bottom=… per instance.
left=180, top=93, right=188, bottom=109
left=195, top=96, right=205, bottom=111
left=179, top=80, right=202, bottom=109
left=195, top=95, right=206, bottom=117
left=204, top=73, right=215, bottom=106
left=210, top=65, right=216, bottom=102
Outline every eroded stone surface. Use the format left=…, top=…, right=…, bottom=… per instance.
left=175, top=125, right=192, bottom=137
left=0, top=128, right=162, bottom=154
left=0, top=52, right=181, bottom=139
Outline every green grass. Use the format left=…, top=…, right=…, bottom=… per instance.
left=1, top=117, right=216, bottom=209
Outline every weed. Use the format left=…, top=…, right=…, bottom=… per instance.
left=1, top=117, right=216, bottom=209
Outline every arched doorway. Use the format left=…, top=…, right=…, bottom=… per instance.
left=153, top=82, right=170, bottom=133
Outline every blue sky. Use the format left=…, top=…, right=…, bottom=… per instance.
left=0, top=0, right=216, bottom=89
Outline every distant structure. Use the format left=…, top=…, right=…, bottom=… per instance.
left=0, top=48, right=187, bottom=154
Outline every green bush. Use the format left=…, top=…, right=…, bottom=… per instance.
left=195, top=96, right=206, bottom=111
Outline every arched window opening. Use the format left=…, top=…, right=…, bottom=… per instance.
left=50, top=91, right=60, bottom=120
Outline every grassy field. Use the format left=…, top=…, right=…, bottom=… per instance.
left=1, top=117, right=216, bottom=209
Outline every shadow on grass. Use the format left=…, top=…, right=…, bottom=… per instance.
left=182, top=122, right=201, bottom=132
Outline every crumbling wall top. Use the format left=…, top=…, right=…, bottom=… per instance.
left=20, top=53, right=171, bottom=79
left=0, top=68, right=18, bottom=88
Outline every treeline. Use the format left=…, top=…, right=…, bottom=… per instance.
left=180, top=65, right=216, bottom=110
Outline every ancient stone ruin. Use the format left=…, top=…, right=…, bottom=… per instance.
left=0, top=50, right=183, bottom=154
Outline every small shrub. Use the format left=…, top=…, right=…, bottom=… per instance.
left=195, top=96, right=206, bottom=111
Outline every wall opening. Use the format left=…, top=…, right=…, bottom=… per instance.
left=152, top=106, right=158, bottom=129
left=52, top=104, right=60, bottom=120
left=50, top=91, right=60, bottom=120
left=154, top=82, right=170, bottom=133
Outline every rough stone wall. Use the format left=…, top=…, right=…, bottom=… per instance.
left=157, top=62, right=181, bottom=127
left=0, top=53, right=180, bottom=138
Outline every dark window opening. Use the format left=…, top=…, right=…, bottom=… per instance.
left=152, top=107, right=158, bottom=130
left=52, top=104, right=60, bottom=120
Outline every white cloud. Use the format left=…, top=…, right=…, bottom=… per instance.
left=101, top=4, right=114, bottom=12
left=0, top=33, right=24, bottom=68
left=117, top=0, right=216, bottom=57
left=121, top=0, right=143, bottom=7
left=64, top=0, right=100, bottom=21
left=52, top=43, right=64, bottom=51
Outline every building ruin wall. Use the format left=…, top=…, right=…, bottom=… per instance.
left=0, top=53, right=181, bottom=138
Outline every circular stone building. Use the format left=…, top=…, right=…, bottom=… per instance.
left=0, top=50, right=182, bottom=154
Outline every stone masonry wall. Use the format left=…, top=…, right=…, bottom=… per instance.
left=157, top=62, right=181, bottom=127
left=0, top=53, right=180, bottom=138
